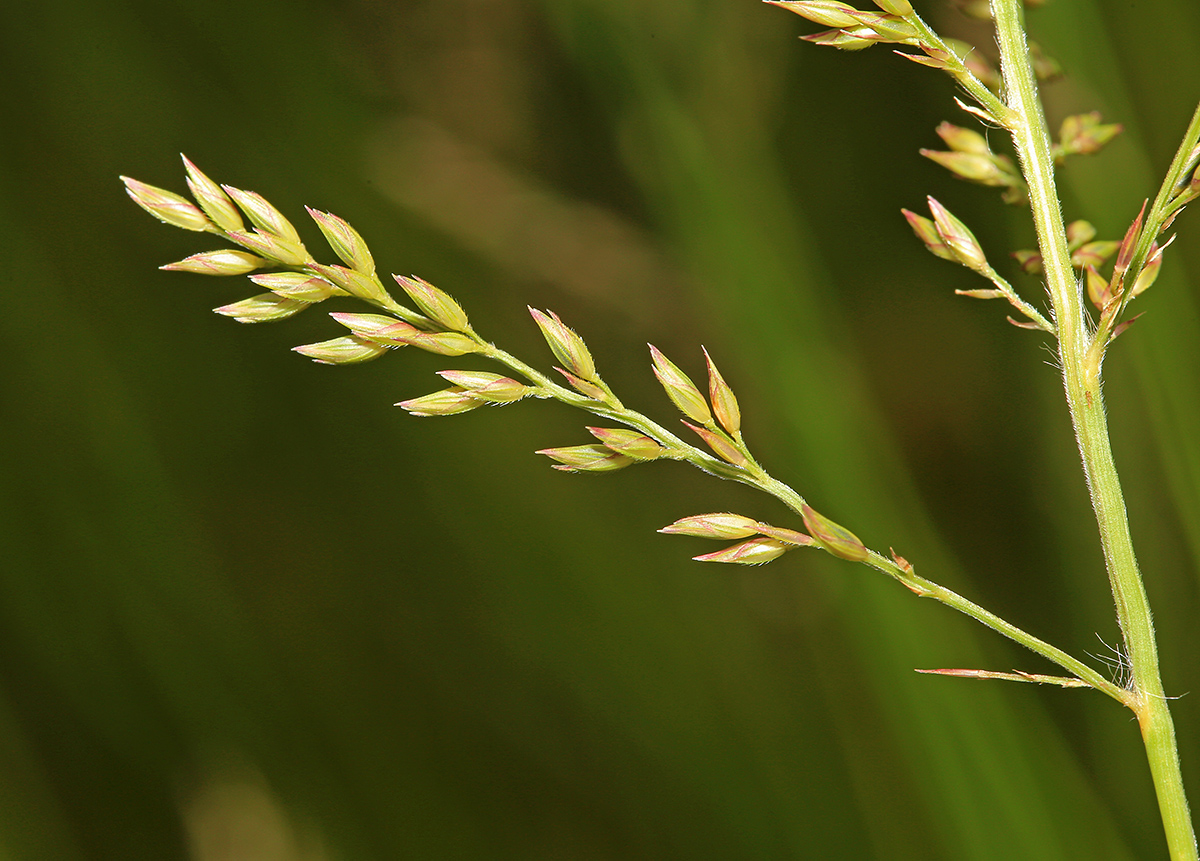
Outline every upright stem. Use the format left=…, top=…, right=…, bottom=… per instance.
left=991, top=2, right=1196, bottom=857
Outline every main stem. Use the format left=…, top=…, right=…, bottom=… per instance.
left=992, top=2, right=1196, bottom=857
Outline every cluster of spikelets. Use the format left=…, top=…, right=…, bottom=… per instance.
left=775, top=0, right=1200, bottom=350
left=903, top=115, right=1178, bottom=342
left=903, top=132, right=1187, bottom=345
left=122, top=157, right=873, bottom=569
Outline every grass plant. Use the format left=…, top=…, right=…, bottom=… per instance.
left=123, top=0, right=1200, bottom=855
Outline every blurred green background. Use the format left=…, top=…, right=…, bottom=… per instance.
left=2, top=0, right=1198, bottom=858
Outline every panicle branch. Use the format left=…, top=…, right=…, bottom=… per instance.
left=127, top=21, right=1182, bottom=724
left=123, top=149, right=1113, bottom=695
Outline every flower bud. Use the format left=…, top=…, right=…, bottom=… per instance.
left=529, top=308, right=597, bottom=381
left=293, top=336, right=391, bottom=364
left=556, top=367, right=609, bottom=401
left=1065, top=220, right=1097, bottom=249
left=181, top=155, right=244, bottom=233
left=1071, top=241, right=1119, bottom=271
left=1084, top=264, right=1112, bottom=310
left=800, top=504, right=868, bottom=562
left=953, top=0, right=992, bottom=20
left=226, top=230, right=309, bottom=267
left=308, top=263, right=394, bottom=306
left=1131, top=243, right=1164, bottom=298
left=765, top=0, right=860, bottom=28
left=839, top=9, right=916, bottom=41
left=753, top=523, right=815, bottom=546
left=333, top=312, right=475, bottom=354
left=927, top=197, right=989, bottom=274
left=683, top=421, right=747, bottom=467
left=692, top=537, right=791, bottom=565
left=1028, top=42, right=1062, bottom=82
left=1108, top=312, right=1145, bottom=344
left=901, top=209, right=955, bottom=261
left=703, top=347, right=741, bottom=435
left=1011, top=249, right=1043, bottom=273
left=899, top=48, right=950, bottom=72
left=871, top=0, right=912, bottom=14
left=587, top=427, right=665, bottom=460
left=394, top=275, right=470, bottom=332
left=1059, top=112, right=1122, bottom=156
left=330, top=311, right=413, bottom=342
left=649, top=345, right=712, bottom=425
left=953, top=288, right=1005, bottom=300
left=122, top=176, right=213, bottom=232
left=1113, top=202, right=1146, bottom=284
left=213, top=293, right=310, bottom=324
left=307, top=207, right=375, bottom=275
left=802, top=27, right=879, bottom=50
left=437, top=370, right=533, bottom=402
left=402, top=331, right=480, bottom=357
left=250, top=272, right=342, bottom=301
left=659, top=513, right=761, bottom=540
left=536, top=445, right=635, bottom=473
left=397, top=388, right=484, bottom=416
left=920, top=150, right=1009, bottom=187
left=935, top=122, right=990, bottom=156
left=221, top=185, right=302, bottom=244
left=160, top=249, right=266, bottom=275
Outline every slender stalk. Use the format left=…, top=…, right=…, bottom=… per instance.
left=992, top=2, right=1197, bottom=857
left=860, top=549, right=1132, bottom=703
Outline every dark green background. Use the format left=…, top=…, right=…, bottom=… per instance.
left=2, top=1, right=1198, bottom=858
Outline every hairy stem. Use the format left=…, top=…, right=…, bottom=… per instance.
left=993, top=1, right=1197, bottom=857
